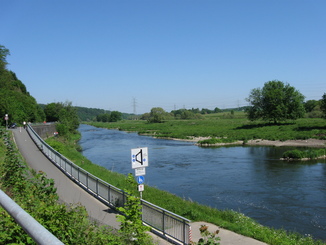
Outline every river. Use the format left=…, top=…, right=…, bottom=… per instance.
left=78, top=124, right=326, bottom=241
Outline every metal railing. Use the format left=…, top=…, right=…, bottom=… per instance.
left=0, top=189, right=64, bottom=245
left=27, top=124, right=191, bottom=245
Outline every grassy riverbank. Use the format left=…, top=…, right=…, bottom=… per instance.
left=46, top=131, right=325, bottom=245
left=86, top=114, right=326, bottom=143
left=0, top=129, right=125, bottom=244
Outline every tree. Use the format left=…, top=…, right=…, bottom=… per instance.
left=181, top=110, right=195, bottom=119
left=246, top=80, right=305, bottom=123
left=214, top=107, right=222, bottom=113
left=0, top=45, right=10, bottom=70
left=0, top=45, right=45, bottom=125
left=96, top=113, right=110, bottom=122
left=140, top=112, right=150, bottom=121
left=304, top=100, right=319, bottom=113
left=109, top=111, right=122, bottom=122
left=321, top=93, right=326, bottom=119
left=44, top=101, right=79, bottom=136
left=56, top=101, right=79, bottom=136
left=44, top=102, right=64, bottom=122
left=148, top=107, right=167, bottom=123
left=116, top=174, right=152, bottom=244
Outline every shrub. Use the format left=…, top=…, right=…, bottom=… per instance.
left=282, top=150, right=304, bottom=159
left=282, top=149, right=326, bottom=160
left=198, top=138, right=236, bottom=145
left=0, top=129, right=122, bottom=245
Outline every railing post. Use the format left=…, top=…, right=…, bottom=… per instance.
left=183, top=219, right=186, bottom=245
left=86, top=172, right=89, bottom=189
left=96, top=178, right=98, bottom=196
left=108, top=184, right=111, bottom=204
left=162, top=210, right=166, bottom=236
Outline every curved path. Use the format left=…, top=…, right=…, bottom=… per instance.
left=12, top=127, right=267, bottom=245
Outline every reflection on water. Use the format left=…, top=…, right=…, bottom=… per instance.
left=79, top=124, right=326, bottom=241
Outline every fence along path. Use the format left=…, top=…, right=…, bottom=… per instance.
left=23, top=124, right=191, bottom=245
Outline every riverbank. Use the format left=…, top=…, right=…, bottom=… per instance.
left=194, top=138, right=326, bottom=148
left=86, top=117, right=326, bottom=146
left=44, top=125, right=326, bottom=244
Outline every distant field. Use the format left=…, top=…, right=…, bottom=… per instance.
left=86, top=112, right=326, bottom=142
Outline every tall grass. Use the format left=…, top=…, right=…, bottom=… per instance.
left=87, top=117, right=326, bottom=142
left=282, top=148, right=326, bottom=160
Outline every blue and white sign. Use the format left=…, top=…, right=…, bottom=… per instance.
left=131, top=147, right=149, bottom=169
left=137, top=176, right=145, bottom=184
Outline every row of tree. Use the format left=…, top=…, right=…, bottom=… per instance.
left=42, top=102, right=79, bottom=136
left=1, top=44, right=325, bottom=128
left=0, top=45, right=45, bottom=125
left=139, top=84, right=326, bottom=123
left=1, top=45, right=79, bottom=136
left=96, top=111, right=122, bottom=122
left=246, top=80, right=326, bottom=123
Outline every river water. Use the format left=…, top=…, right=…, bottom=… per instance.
left=78, top=124, right=326, bottom=241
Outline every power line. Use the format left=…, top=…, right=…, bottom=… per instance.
left=133, top=98, right=137, bottom=114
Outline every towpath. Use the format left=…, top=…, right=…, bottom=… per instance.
left=12, top=127, right=267, bottom=245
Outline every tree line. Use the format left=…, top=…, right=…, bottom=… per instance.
left=0, top=45, right=45, bottom=125
left=1, top=44, right=325, bottom=129
left=246, top=80, right=326, bottom=124
left=0, top=45, right=80, bottom=137
left=141, top=81, right=326, bottom=123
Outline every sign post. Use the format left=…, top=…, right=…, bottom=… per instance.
left=131, top=147, right=148, bottom=169
left=4, top=114, right=8, bottom=129
left=135, top=167, right=146, bottom=176
left=136, top=176, right=145, bottom=184
left=131, top=147, right=148, bottom=198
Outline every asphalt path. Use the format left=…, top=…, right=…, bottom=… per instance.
left=12, top=128, right=171, bottom=245
left=12, top=127, right=267, bottom=245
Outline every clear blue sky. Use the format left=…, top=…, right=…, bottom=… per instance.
left=2, top=0, right=325, bottom=114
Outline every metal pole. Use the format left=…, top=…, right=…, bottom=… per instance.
left=0, top=189, right=64, bottom=245
left=5, top=114, right=8, bottom=129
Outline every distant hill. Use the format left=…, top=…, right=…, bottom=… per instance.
left=38, top=105, right=110, bottom=121
left=75, top=106, right=109, bottom=121
left=39, top=104, right=250, bottom=122
left=75, top=107, right=138, bottom=121
left=74, top=106, right=249, bottom=121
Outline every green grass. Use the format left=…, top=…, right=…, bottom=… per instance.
left=45, top=132, right=326, bottom=245
left=282, top=148, right=326, bottom=160
left=86, top=115, right=326, bottom=143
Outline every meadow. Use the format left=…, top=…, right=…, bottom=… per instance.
left=87, top=112, right=326, bottom=143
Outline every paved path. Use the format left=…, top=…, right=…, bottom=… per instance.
left=191, top=222, right=267, bottom=245
left=12, top=128, right=267, bottom=245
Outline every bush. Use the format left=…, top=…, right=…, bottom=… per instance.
left=282, top=149, right=326, bottom=160
left=282, top=150, right=304, bottom=159
left=0, top=128, right=122, bottom=245
left=46, top=140, right=65, bottom=153
left=198, top=138, right=236, bottom=145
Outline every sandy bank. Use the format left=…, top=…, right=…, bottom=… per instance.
left=191, top=138, right=326, bottom=148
